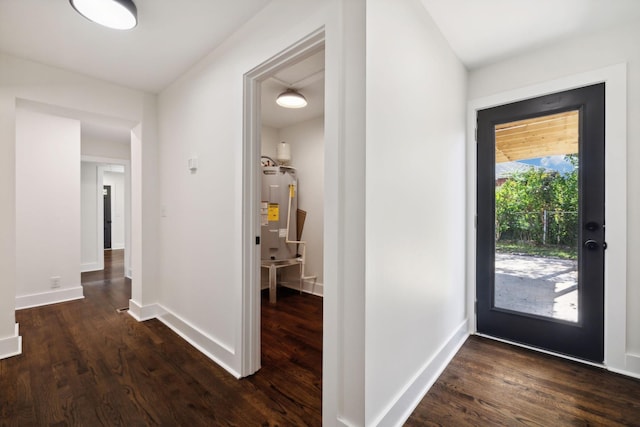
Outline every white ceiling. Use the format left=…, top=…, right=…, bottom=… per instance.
left=420, top=0, right=640, bottom=69
left=2, top=1, right=639, bottom=134
left=0, top=0, right=270, bottom=93
left=261, top=49, right=325, bottom=129
left=2, top=1, right=640, bottom=93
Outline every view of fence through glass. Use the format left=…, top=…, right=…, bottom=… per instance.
left=494, top=110, right=579, bottom=322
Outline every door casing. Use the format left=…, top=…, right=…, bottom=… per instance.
left=466, top=64, right=628, bottom=369
left=476, top=83, right=604, bottom=362
left=241, top=29, right=326, bottom=377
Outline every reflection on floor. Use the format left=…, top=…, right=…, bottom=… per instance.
left=495, top=253, right=578, bottom=322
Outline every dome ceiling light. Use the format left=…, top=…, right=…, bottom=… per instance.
left=276, top=89, right=308, bottom=109
left=69, top=0, right=138, bottom=30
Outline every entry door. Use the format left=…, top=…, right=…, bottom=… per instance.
left=104, top=185, right=112, bottom=249
left=476, top=83, right=605, bottom=362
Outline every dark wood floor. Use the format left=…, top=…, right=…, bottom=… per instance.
left=0, top=250, right=323, bottom=426
left=406, top=335, right=640, bottom=426
left=3, top=252, right=640, bottom=426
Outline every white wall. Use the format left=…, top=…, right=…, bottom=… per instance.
left=104, top=170, right=126, bottom=249
left=157, top=0, right=331, bottom=367
left=365, top=0, right=468, bottom=425
left=15, top=108, right=83, bottom=308
left=82, top=135, right=130, bottom=160
left=468, top=21, right=640, bottom=377
left=0, top=51, right=158, bottom=358
left=262, top=117, right=325, bottom=293
left=260, top=125, right=279, bottom=159
left=81, top=162, right=101, bottom=272
left=157, top=0, right=367, bottom=423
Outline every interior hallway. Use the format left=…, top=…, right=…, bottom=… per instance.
left=0, top=250, right=322, bottom=425
left=2, top=251, right=639, bottom=425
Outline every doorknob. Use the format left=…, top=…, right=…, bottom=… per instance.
left=584, top=239, right=599, bottom=250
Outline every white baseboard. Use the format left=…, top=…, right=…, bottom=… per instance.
left=625, top=353, right=640, bottom=374
left=374, top=319, right=469, bottom=427
left=126, top=301, right=240, bottom=378
left=281, top=279, right=324, bottom=297
left=608, top=354, right=640, bottom=380
left=0, top=323, right=22, bottom=360
left=609, top=366, right=640, bottom=380
left=16, top=286, right=84, bottom=310
left=81, top=262, right=102, bottom=273
left=155, top=306, right=240, bottom=378
left=127, top=299, right=160, bottom=321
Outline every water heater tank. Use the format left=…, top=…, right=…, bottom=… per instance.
left=276, top=141, right=291, bottom=165
left=261, top=165, right=297, bottom=261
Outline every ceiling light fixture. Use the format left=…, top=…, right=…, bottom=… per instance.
left=69, top=0, right=138, bottom=30
left=276, top=89, right=308, bottom=109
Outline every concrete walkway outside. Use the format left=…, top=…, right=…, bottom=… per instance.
left=495, top=253, right=578, bottom=322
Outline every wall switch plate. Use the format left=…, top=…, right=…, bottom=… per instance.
left=188, top=157, right=198, bottom=172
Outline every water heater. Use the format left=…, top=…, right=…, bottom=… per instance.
left=261, top=165, right=297, bottom=261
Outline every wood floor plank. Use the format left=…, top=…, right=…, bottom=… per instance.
left=5, top=250, right=638, bottom=425
left=0, top=250, right=323, bottom=426
left=406, top=335, right=640, bottom=426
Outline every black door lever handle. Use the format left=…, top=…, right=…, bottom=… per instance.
left=584, top=239, right=599, bottom=250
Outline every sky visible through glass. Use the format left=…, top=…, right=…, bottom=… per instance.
left=518, top=155, right=575, bottom=174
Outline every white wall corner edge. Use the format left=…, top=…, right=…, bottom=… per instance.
left=0, top=324, right=22, bottom=360
left=15, top=286, right=84, bottom=310
left=374, top=319, right=469, bottom=427
left=127, top=299, right=160, bottom=321
left=150, top=305, right=241, bottom=379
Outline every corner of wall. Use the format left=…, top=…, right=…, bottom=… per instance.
left=127, top=300, right=240, bottom=378
left=127, top=299, right=161, bottom=321
left=0, top=324, right=22, bottom=360
left=609, top=354, right=640, bottom=380
left=373, top=320, right=469, bottom=427
left=155, top=306, right=241, bottom=378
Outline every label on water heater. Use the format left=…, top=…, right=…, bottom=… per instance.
left=279, top=229, right=287, bottom=238
left=268, top=204, right=279, bottom=221
left=260, top=202, right=269, bottom=226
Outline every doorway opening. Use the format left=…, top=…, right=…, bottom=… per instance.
left=257, top=49, right=325, bottom=398
left=104, top=185, right=112, bottom=249
left=242, top=29, right=325, bottom=379
left=476, top=83, right=605, bottom=362
left=81, top=160, right=131, bottom=278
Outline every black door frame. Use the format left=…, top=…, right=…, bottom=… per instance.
left=476, top=83, right=605, bottom=362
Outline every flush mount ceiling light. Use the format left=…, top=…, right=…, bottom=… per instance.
left=276, top=89, right=308, bottom=109
left=70, top=0, right=138, bottom=30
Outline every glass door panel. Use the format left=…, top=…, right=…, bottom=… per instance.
left=493, top=111, right=579, bottom=322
